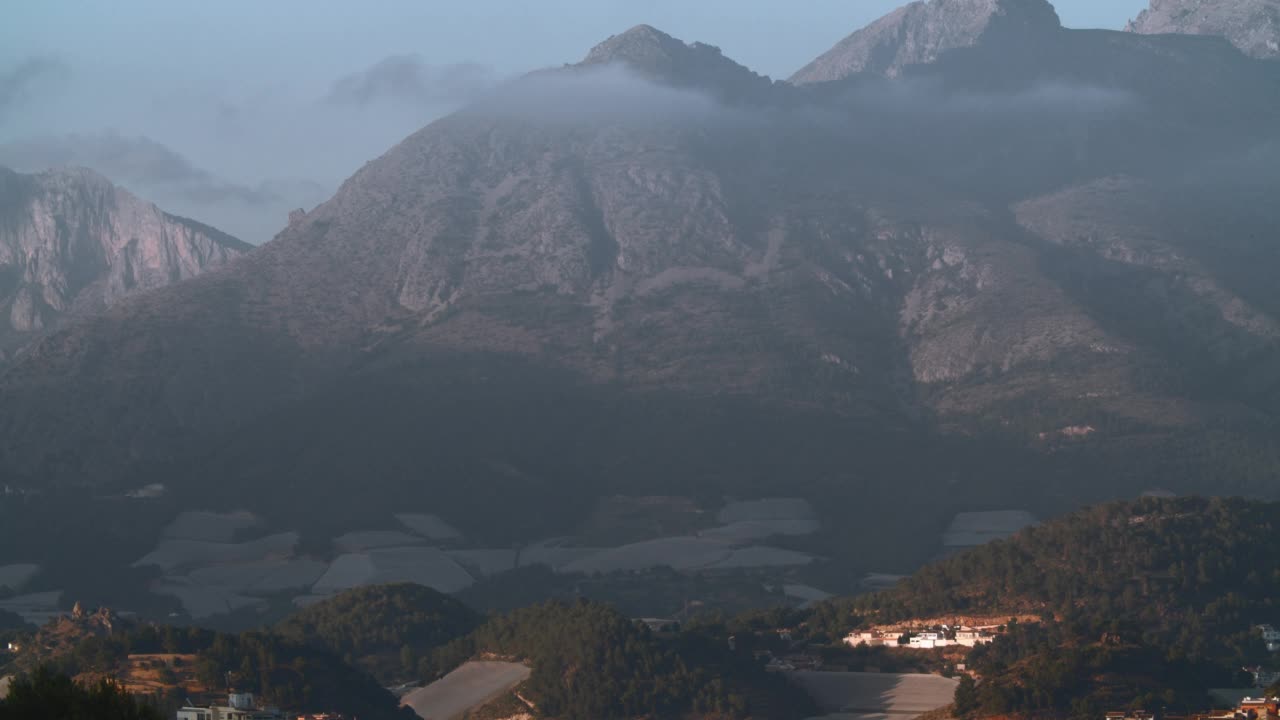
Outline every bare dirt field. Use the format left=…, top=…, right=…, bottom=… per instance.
left=942, top=511, right=1035, bottom=548
left=401, top=661, right=531, bottom=720
left=793, top=671, right=957, bottom=720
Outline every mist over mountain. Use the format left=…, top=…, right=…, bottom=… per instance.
left=0, top=0, right=1278, bottom=628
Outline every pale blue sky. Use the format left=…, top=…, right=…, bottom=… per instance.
left=2, top=1, right=1150, bottom=81
left=0, top=0, right=1152, bottom=242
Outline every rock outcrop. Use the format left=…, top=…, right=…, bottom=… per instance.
left=1127, top=0, right=1280, bottom=59
left=580, top=24, right=777, bottom=100
left=0, top=166, right=249, bottom=356
left=790, top=0, right=1061, bottom=83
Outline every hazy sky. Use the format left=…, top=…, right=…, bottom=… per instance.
left=0, top=0, right=1151, bottom=242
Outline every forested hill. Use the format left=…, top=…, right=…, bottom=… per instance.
left=826, top=496, right=1280, bottom=629
left=425, top=600, right=816, bottom=720
left=274, top=583, right=480, bottom=683
left=808, top=497, right=1280, bottom=718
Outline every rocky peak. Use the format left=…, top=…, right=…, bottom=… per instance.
left=0, top=165, right=248, bottom=355
left=790, top=0, right=1062, bottom=84
left=579, top=24, right=776, bottom=100
left=1126, top=0, right=1280, bottom=59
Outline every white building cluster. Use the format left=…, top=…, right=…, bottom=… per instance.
left=843, top=625, right=998, bottom=649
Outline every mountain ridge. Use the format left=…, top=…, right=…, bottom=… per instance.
left=0, top=165, right=248, bottom=361
left=1127, top=0, right=1280, bottom=60
left=790, top=0, right=1062, bottom=84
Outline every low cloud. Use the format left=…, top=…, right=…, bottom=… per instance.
left=325, top=55, right=499, bottom=107
left=466, top=64, right=722, bottom=125
left=0, top=132, right=275, bottom=205
left=0, top=133, right=331, bottom=243
left=0, top=56, right=69, bottom=117
left=828, top=76, right=1139, bottom=117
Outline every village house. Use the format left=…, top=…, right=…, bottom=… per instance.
left=955, top=629, right=997, bottom=647
left=1239, top=697, right=1280, bottom=719
left=908, top=632, right=950, bottom=649
left=176, top=692, right=284, bottom=720
left=1259, top=625, right=1280, bottom=653
left=843, top=631, right=887, bottom=648
left=1104, top=711, right=1154, bottom=720
left=1247, top=667, right=1280, bottom=688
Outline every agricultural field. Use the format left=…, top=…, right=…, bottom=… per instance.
left=311, top=549, right=475, bottom=595
left=0, top=564, right=38, bottom=592
left=162, top=511, right=261, bottom=543
left=396, top=514, right=464, bottom=541
left=793, top=671, right=958, bottom=720
left=124, top=497, right=828, bottom=622
left=941, top=511, right=1036, bottom=549
left=0, top=590, right=62, bottom=626
left=401, top=661, right=531, bottom=720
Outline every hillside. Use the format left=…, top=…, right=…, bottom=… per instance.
left=424, top=599, right=816, bottom=720
left=274, top=583, right=480, bottom=683
left=3, top=594, right=812, bottom=720
left=0, top=165, right=248, bottom=361
left=1, top=2, right=1280, bottom=610
left=810, top=497, right=1280, bottom=716
left=4, top=619, right=413, bottom=720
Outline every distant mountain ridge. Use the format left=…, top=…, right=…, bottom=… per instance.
left=1127, top=0, right=1280, bottom=59
left=790, top=0, right=1062, bottom=83
left=0, top=165, right=248, bottom=360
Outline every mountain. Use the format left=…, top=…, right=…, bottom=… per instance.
left=580, top=24, right=779, bottom=101
left=1, top=3, right=1280, bottom=591
left=789, top=0, right=1062, bottom=83
left=0, top=166, right=248, bottom=361
left=808, top=496, right=1280, bottom=716
left=1127, top=0, right=1280, bottom=60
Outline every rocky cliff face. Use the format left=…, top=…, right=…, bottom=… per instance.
left=1127, top=0, right=1280, bottom=59
left=790, top=0, right=1061, bottom=83
left=0, top=166, right=248, bottom=358
left=1, top=8, right=1279, bottom=526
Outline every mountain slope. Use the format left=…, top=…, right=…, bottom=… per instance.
left=1127, top=0, right=1280, bottom=60
left=1, top=10, right=1279, bottom=568
left=0, top=166, right=248, bottom=360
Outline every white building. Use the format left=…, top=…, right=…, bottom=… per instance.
left=844, top=631, right=886, bottom=648
left=176, top=693, right=283, bottom=720
left=908, top=632, right=950, bottom=649
left=955, top=630, right=996, bottom=647
left=1260, top=625, right=1280, bottom=652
